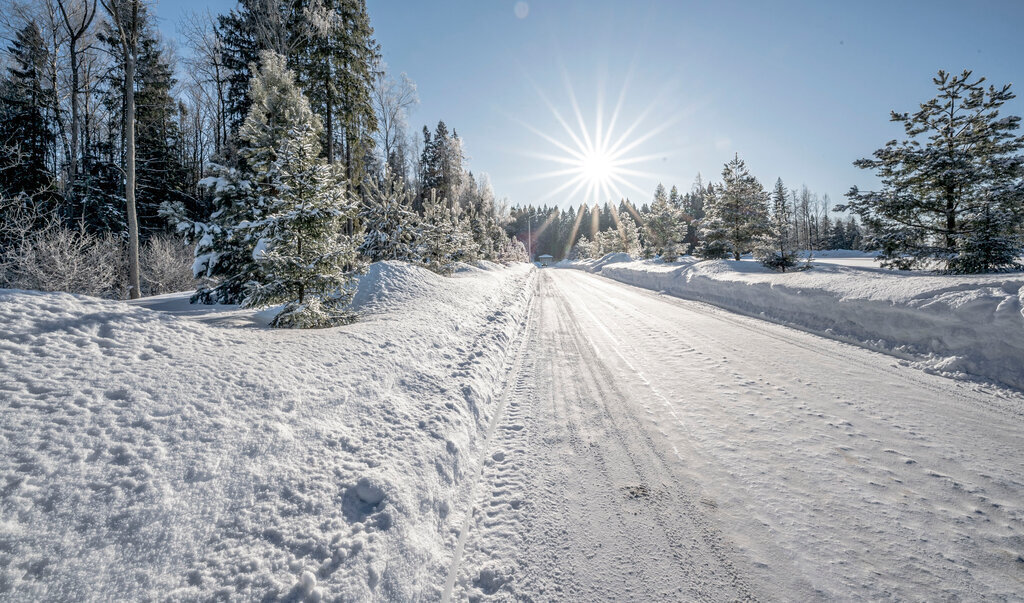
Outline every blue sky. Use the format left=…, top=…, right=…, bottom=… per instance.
left=159, top=0, right=1024, bottom=209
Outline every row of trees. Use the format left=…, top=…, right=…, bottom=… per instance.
left=512, top=70, right=1023, bottom=275
left=1, top=0, right=525, bottom=327
left=508, top=172, right=863, bottom=270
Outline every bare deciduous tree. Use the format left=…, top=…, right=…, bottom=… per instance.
left=100, top=0, right=141, bottom=297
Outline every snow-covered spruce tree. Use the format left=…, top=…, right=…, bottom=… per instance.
left=696, top=154, right=769, bottom=260
left=570, top=234, right=598, bottom=259
left=175, top=160, right=262, bottom=304
left=418, top=190, right=461, bottom=275
left=494, top=235, right=528, bottom=264
left=644, top=183, right=686, bottom=261
left=238, top=51, right=362, bottom=329
left=754, top=178, right=800, bottom=271
left=839, top=70, right=1024, bottom=272
left=358, top=170, right=419, bottom=262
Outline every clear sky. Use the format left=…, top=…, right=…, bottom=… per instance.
left=159, top=0, right=1024, bottom=209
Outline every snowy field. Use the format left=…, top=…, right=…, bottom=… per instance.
left=0, top=261, right=535, bottom=600
left=561, top=252, right=1024, bottom=391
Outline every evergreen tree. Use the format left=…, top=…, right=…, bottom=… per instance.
left=681, top=175, right=707, bottom=254
left=697, top=155, right=769, bottom=260
left=239, top=51, right=362, bottom=328
left=0, top=22, right=55, bottom=200
left=839, top=70, right=1024, bottom=272
left=418, top=189, right=460, bottom=275
left=133, top=29, right=189, bottom=234
left=755, top=178, right=799, bottom=270
left=644, top=182, right=685, bottom=261
left=187, top=159, right=262, bottom=304
left=358, top=169, right=418, bottom=262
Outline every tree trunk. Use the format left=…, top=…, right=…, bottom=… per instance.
left=325, top=85, right=334, bottom=164
left=125, top=46, right=141, bottom=299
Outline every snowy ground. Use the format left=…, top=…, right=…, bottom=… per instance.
left=561, top=253, right=1024, bottom=391
left=3, top=257, right=1024, bottom=601
left=449, top=269, right=1024, bottom=600
left=0, top=261, right=535, bottom=600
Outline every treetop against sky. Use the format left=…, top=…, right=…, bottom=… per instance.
left=157, top=0, right=1024, bottom=208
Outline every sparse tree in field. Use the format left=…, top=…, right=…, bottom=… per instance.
left=839, top=70, right=1024, bottom=272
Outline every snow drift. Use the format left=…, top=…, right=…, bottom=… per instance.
left=560, top=255, right=1024, bottom=390
left=0, top=261, right=535, bottom=600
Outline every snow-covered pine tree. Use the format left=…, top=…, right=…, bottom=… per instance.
left=754, top=178, right=799, bottom=271
left=644, top=183, right=685, bottom=261
left=418, top=189, right=460, bottom=275
left=494, top=235, right=528, bottom=264
left=182, top=161, right=262, bottom=304
left=358, top=169, right=419, bottom=262
left=570, top=234, right=598, bottom=259
left=696, top=154, right=769, bottom=260
left=238, top=51, right=362, bottom=328
left=839, top=70, right=1024, bottom=272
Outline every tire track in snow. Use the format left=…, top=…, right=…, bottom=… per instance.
left=440, top=276, right=539, bottom=602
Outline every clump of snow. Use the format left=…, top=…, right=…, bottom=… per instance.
left=0, top=261, right=536, bottom=600
left=561, top=255, right=1024, bottom=390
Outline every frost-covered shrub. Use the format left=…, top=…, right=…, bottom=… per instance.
left=140, top=233, right=195, bottom=295
left=3, top=224, right=124, bottom=298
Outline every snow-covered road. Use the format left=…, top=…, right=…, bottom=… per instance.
left=449, top=268, right=1024, bottom=601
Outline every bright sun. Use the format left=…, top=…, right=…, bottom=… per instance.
left=579, top=149, right=614, bottom=187
left=515, top=71, right=675, bottom=207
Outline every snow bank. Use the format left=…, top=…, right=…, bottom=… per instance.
left=561, top=255, right=1024, bottom=390
left=0, top=261, right=536, bottom=600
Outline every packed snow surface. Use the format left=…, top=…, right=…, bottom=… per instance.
left=0, top=261, right=535, bottom=600
left=449, top=269, right=1024, bottom=600
left=4, top=257, right=1024, bottom=601
left=561, top=253, right=1024, bottom=390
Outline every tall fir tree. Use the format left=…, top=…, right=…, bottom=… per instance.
left=0, top=21, right=56, bottom=201
left=238, top=51, right=362, bottom=327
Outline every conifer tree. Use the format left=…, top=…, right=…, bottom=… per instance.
left=358, top=169, right=419, bottom=262
left=696, top=155, right=768, bottom=260
left=840, top=70, right=1024, bottom=272
left=644, top=183, right=685, bottom=261
left=419, top=189, right=460, bottom=275
left=755, top=178, right=799, bottom=270
left=0, top=21, right=56, bottom=201
left=239, top=51, right=362, bottom=328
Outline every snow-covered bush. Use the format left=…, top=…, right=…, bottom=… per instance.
left=140, top=233, right=196, bottom=295
left=570, top=235, right=599, bottom=260
left=3, top=223, right=124, bottom=297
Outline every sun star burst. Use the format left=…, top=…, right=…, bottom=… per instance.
left=515, top=69, right=678, bottom=208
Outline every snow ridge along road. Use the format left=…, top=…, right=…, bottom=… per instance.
left=441, top=286, right=537, bottom=602
left=0, top=262, right=538, bottom=601
left=449, top=268, right=1024, bottom=601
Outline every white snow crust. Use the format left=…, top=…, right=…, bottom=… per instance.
left=560, top=254, right=1024, bottom=390
left=0, top=261, right=535, bottom=600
